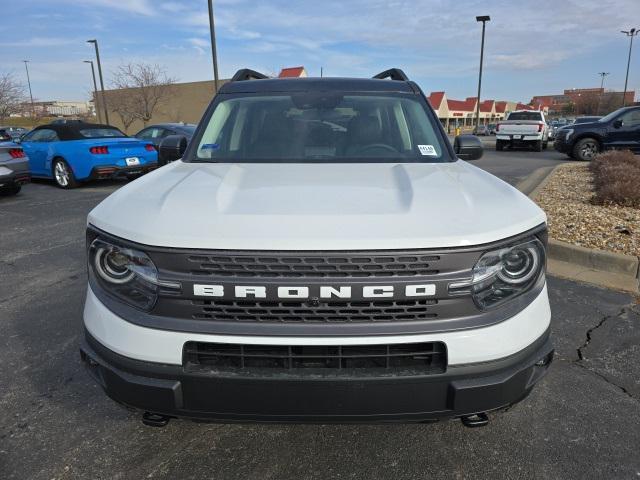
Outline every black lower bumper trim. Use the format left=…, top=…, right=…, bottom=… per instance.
left=88, top=163, right=158, bottom=180
left=80, top=328, right=553, bottom=423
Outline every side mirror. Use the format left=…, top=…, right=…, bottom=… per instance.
left=613, top=119, right=623, bottom=129
left=158, top=135, right=188, bottom=166
left=454, top=134, right=483, bottom=161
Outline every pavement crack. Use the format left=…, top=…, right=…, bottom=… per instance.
left=573, top=361, right=637, bottom=401
left=576, top=307, right=625, bottom=361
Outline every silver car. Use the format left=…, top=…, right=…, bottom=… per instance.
left=0, top=143, right=30, bottom=196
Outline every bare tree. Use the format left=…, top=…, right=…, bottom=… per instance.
left=111, top=63, right=176, bottom=127
left=0, top=73, right=25, bottom=121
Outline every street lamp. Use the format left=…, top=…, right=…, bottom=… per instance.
left=207, top=0, right=220, bottom=93
left=87, top=39, right=109, bottom=124
left=596, top=72, right=610, bottom=114
left=84, top=60, right=100, bottom=122
left=621, top=28, right=639, bottom=107
left=23, top=60, right=35, bottom=118
left=474, top=15, right=490, bottom=132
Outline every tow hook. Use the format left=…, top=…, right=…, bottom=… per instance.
left=461, top=412, right=489, bottom=428
left=142, top=412, right=171, bottom=427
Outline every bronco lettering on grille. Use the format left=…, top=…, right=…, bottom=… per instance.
left=193, top=284, right=436, bottom=299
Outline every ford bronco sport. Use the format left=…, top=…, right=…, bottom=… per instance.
left=80, top=68, right=553, bottom=427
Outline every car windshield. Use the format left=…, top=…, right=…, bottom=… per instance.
left=79, top=128, right=126, bottom=138
left=599, top=109, right=625, bottom=123
left=507, top=112, right=541, bottom=121
left=178, top=125, right=196, bottom=135
left=191, top=93, right=449, bottom=163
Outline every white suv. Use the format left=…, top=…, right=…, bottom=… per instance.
left=80, top=68, right=553, bottom=428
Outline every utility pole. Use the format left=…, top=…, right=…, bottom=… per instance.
left=621, top=28, right=639, bottom=107
left=23, top=60, right=34, bottom=118
left=475, top=16, right=490, bottom=132
left=596, top=72, right=610, bottom=114
left=207, top=0, right=220, bottom=93
left=87, top=39, right=109, bottom=124
left=84, top=60, right=100, bottom=122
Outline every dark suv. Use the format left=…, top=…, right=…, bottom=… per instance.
left=554, top=106, right=640, bottom=161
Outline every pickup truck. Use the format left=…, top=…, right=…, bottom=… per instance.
left=495, top=110, right=549, bottom=151
left=79, top=68, right=553, bottom=428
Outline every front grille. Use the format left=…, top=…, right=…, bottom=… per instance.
left=184, top=341, right=447, bottom=376
left=189, top=298, right=438, bottom=323
left=184, top=252, right=441, bottom=278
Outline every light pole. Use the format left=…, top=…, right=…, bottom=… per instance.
left=23, top=60, right=34, bottom=118
left=596, top=72, right=610, bottom=114
left=87, top=39, right=109, bottom=124
left=621, top=28, right=639, bottom=107
left=207, top=0, right=220, bottom=93
left=474, top=15, right=490, bottom=132
left=84, top=60, right=100, bottom=122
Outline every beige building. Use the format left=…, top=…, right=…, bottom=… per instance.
left=98, top=79, right=228, bottom=133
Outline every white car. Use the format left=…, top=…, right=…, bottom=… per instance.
left=80, top=68, right=553, bottom=428
left=495, top=110, right=550, bottom=151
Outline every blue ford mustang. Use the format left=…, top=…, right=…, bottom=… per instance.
left=19, top=122, right=158, bottom=188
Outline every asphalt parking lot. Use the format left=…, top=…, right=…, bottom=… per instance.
left=1, top=148, right=639, bottom=480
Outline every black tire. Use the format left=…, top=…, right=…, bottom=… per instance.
left=0, top=183, right=21, bottom=196
left=543, top=141, right=548, bottom=149
left=496, top=140, right=504, bottom=151
left=52, top=158, right=79, bottom=189
left=534, top=140, right=543, bottom=152
left=572, top=137, right=600, bottom=161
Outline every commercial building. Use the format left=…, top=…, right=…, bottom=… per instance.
left=531, top=88, right=635, bottom=116
left=427, top=92, right=535, bottom=130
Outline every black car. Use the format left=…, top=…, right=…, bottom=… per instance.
left=135, top=123, right=196, bottom=163
left=554, top=107, right=640, bottom=161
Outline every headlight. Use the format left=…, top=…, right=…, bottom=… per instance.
left=565, top=128, right=574, bottom=140
left=88, top=237, right=161, bottom=311
left=449, top=237, right=545, bottom=310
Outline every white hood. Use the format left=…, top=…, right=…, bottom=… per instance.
left=88, top=160, right=546, bottom=250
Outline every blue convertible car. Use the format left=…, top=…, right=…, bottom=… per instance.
left=20, top=122, right=158, bottom=188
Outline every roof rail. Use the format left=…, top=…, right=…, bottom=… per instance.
left=372, top=68, right=409, bottom=81
left=230, top=68, right=269, bottom=82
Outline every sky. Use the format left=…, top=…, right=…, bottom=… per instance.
left=1, top=0, right=640, bottom=103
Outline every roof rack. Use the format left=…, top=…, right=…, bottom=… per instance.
left=372, top=68, right=409, bottom=81
left=230, top=68, right=270, bottom=82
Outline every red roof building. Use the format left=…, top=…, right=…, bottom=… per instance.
left=278, top=66, right=307, bottom=78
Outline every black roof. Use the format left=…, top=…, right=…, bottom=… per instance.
left=33, top=122, right=124, bottom=141
left=219, top=77, right=417, bottom=95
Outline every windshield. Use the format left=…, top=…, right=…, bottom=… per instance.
left=79, top=128, right=126, bottom=138
left=599, top=108, right=625, bottom=123
left=507, top=111, right=541, bottom=121
left=191, top=93, right=449, bottom=163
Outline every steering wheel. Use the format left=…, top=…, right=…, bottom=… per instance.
left=355, top=143, right=398, bottom=155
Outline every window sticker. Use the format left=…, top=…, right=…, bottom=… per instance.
left=418, top=144, right=437, bottom=156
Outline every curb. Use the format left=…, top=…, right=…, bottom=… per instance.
left=518, top=164, right=640, bottom=293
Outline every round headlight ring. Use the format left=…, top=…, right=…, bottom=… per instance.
left=94, top=247, right=135, bottom=284
left=497, top=244, right=540, bottom=285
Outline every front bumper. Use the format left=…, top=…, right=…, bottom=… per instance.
left=80, top=327, right=553, bottom=423
left=554, top=135, right=571, bottom=153
left=88, top=163, right=158, bottom=180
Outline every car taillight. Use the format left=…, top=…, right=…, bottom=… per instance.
left=89, top=146, right=109, bottom=154
left=495, top=123, right=500, bottom=132
left=537, top=123, right=544, bottom=132
left=9, top=149, right=25, bottom=158
left=144, top=144, right=156, bottom=151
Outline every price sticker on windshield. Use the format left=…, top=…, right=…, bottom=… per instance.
left=418, top=145, right=437, bottom=156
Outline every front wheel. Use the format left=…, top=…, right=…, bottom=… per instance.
left=534, top=140, right=543, bottom=152
left=572, top=138, right=600, bottom=161
left=496, top=140, right=504, bottom=151
left=53, top=158, right=79, bottom=189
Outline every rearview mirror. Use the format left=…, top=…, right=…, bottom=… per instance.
left=158, top=135, right=188, bottom=166
left=613, top=119, right=623, bottom=129
left=454, top=134, right=483, bottom=161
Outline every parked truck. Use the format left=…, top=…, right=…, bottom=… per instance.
left=80, top=68, right=553, bottom=428
left=495, top=110, right=549, bottom=151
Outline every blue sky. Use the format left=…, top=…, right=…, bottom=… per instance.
left=1, top=0, right=639, bottom=103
